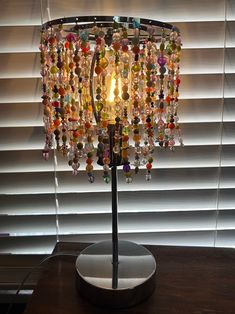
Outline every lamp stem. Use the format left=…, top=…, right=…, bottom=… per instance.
left=111, top=165, right=119, bottom=289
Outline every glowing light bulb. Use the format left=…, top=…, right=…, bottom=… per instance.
left=108, top=76, right=122, bottom=103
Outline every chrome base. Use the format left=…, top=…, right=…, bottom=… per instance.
left=75, top=240, right=156, bottom=308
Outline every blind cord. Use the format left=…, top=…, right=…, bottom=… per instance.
left=40, top=0, right=51, bottom=25
left=5, top=252, right=79, bottom=314
left=213, top=0, right=227, bottom=247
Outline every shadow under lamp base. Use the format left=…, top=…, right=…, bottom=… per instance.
left=75, top=240, right=156, bottom=308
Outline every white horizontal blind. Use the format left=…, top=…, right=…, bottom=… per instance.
left=0, top=0, right=234, bottom=254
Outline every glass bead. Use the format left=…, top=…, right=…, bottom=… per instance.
left=42, top=150, right=49, bottom=160
left=145, top=173, right=151, bottom=181
left=134, top=159, right=140, bottom=167
left=132, top=64, right=141, bottom=72
left=72, top=163, right=78, bottom=170
left=103, top=175, right=111, bottom=184
left=157, top=56, right=166, bottom=66
left=103, top=164, right=109, bottom=172
left=135, top=167, right=139, bottom=174
left=123, top=164, right=131, bottom=172
left=142, top=158, right=147, bottom=165
left=88, top=175, right=95, bottom=183
left=66, top=33, right=75, bottom=42
left=50, top=66, right=58, bottom=74
left=113, top=145, right=120, bottom=154
left=126, top=177, right=133, bottom=184
left=179, top=137, right=184, bottom=147
left=100, top=57, right=109, bottom=69
left=86, top=164, right=93, bottom=172
left=165, top=128, right=171, bottom=136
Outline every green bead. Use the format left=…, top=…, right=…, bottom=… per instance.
left=87, top=152, right=93, bottom=158
left=77, top=142, right=83, bottom=150
left=96, top=102, right=103, bottom=112
left=132, top=64, right=141, bottom=72
left=50, top=65, right=58, bottom=74
left=160, top=43, right=165, bottom=51
left=103, top=175, right=110, bottom=183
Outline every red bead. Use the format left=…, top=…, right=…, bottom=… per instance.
left=175, top=78, right=181, bottom=85
left=81, top=47, right=89, bottom=53
left=52, top=101, right=59, bottom=107
left=122, top=45, right=128, bottom=52
left=86, top=158, right=93, bottom=165
left=73, top=131, right=79, bottom=138
left=96, top=37, right=102, bottom=45
left=112, top=42, right=120, bottom=51
left=48, top=36, right=56, bottom=45
left=146, top=163, right=152, bottom=170
left=132, top=46, right=140, bottom=54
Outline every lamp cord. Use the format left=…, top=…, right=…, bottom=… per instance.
left=4, top=252, right=79, bottom=314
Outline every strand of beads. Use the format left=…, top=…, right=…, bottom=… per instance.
left=143, top=35, right=156, bottom=181
left=156, top=29, right=166, bottom=149
left=172, top=28, right=183, bottom=147
left=65, top=32, right=80, bottom=175
left=81, top=31, right=96, bottom=182
left=131, top=28, right=142, bottom=175
left=57, top=30, right=68, bottom=157
left=40, top=30, right=53, bottom=160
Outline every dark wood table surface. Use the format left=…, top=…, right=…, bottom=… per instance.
left=24, top=242, right=235, bottom=314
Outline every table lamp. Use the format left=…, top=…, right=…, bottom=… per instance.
left=40, top=15, right=182, bottom=308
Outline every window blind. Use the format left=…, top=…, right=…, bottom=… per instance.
left=0, top=0, right=234, bottom=254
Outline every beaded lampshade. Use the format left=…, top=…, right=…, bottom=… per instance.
left=40, top=16, right=183, bottom=183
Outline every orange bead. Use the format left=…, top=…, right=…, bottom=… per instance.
left=103, top=157, right=110, bottom=164
left=122, top=150, right=128, bottom=158
left=102, top=121, right=108, bottom=128
left=122, top=135, right=129, bottom=141
left=85, top=122, right=91, bottom=129
left=69, top=62, right=74, bottom=69
left=54, top=119, right=60, bottom=127
left=95, top=66, right=103, bottom=75
left=86, top=158, right=93, bottom=165
left=58, top=86, right=65, bottom=96
left=165, top=95, right=171, bottom=103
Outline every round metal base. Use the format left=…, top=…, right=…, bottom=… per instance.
left=75, top=240, right=156, bottom=308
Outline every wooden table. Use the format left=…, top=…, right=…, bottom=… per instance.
left=24, top=242, right=235, bottom=314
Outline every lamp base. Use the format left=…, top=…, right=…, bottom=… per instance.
left=75, top=240, right=156, bottom=308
